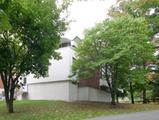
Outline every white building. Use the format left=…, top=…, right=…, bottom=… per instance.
left=17, top=37, right=111, bottom=102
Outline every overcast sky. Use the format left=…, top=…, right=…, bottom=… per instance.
left=63, top=0, right=117, bottom=39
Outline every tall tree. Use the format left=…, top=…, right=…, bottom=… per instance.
left=109, top=0, right=158, bottom=103
left=71, top=16, right=153, bottom=105
left=0, top=0, right=69, bottom=113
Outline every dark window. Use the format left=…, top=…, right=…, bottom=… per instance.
left=73, top=57, right=76, bottom=62
left=60, top=42, right=71, bottom=48
left=72, top=45, right=76, bottom=48
left=23, top=78, right=27, bottom=85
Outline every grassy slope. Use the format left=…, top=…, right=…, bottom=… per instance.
left=0, top=100, right=159, bottom=120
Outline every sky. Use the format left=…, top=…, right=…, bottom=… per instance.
left=64, top=0, right=117, bottom=39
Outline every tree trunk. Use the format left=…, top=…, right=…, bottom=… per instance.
left=143, top=87, right=147, bottom=104
left=4, top=82, right=15, bottom=113
left=129, top=80, right=134, bottom=104
left=0, top=67, right=18, bottom=113
left=104, top=64, right=117, bottom=105
left=6, top=100, right=14, bottom=113
left=116, top=94, right=119, bottom=103
left=114, top=64, right=118, bottom=104
left=111, top=69, right=116, bottom=105
left=111, top=89, right=116, bottom=105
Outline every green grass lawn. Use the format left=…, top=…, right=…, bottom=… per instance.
left=0, top=100, right=159, bottom=120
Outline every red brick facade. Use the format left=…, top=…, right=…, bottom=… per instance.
left=79, top=70, right=100, bottom=88
left=0, top=79, right=3, bottom=88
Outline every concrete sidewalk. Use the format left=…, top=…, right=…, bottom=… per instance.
left=86, top=110, right=159, bottom=120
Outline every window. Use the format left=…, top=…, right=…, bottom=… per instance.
left=23, top=78, right=27, bottom=85
left=72, top=45, right=76, bottom=48
left=60, top=42, right=71, bottom=48
left=73, top=57, right=76, bottom=62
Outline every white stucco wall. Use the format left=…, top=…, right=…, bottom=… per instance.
left=20, top=81, right=111, bottom=103
left=27, top=46, right=74, bottom=84
left=26, top=80, right=70, bottom=101
left=48, top=47, right=74, bottom=81
left=25, top=81, right=79, bottom=101
left=77, top=87, right=89, bottom=101
left=78, top=87, right=111, bottom=102
left=68, top=82, right=78, bottom=101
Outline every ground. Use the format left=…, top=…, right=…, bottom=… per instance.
left=0, top=100, right=159, bottom=120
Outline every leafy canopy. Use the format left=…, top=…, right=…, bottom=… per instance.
left=0, top=0, right=66, bottom=77
left=72, top=16, right=154, bottom=79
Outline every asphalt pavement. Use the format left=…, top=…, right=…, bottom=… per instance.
left=86, top=110, right=159, bottom=120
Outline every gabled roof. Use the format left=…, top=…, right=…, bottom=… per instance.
left=72, top=36, right=81, bottom=42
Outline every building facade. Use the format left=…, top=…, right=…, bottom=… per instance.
left=1, top=37, right=111, bottom=102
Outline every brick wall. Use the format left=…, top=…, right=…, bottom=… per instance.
left=79, top=70, right=100, bottom=88
left=0, top=79, right=3, bottom=88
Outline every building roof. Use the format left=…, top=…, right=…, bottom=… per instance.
left=60, top=38, right=71, bottom=44
left=72, top=36, right=81, bottom=42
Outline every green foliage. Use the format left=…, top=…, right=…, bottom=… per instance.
left=71, top=15, right=154, bottom=104
left=0, top=0, right=69, bottom=113
left=0, top=10, right=11, bottom=31
left=109, top=0, right=159, bottom=33
left=0, top=0, right=66, bottom=77
left=72, top=15, right=154, bottom=79
left=108, top=0, right=159, bottom=103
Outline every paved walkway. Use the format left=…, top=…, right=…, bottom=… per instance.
left=86, top=110, right=159, bottom=120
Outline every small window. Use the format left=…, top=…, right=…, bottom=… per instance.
left=73, top=57, right=76, bottom=62
left=72, top=45, right=76, bottom=48
left=23, top=78, right=27, bottom=85
left=60, top=42, right=71, bottom=48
